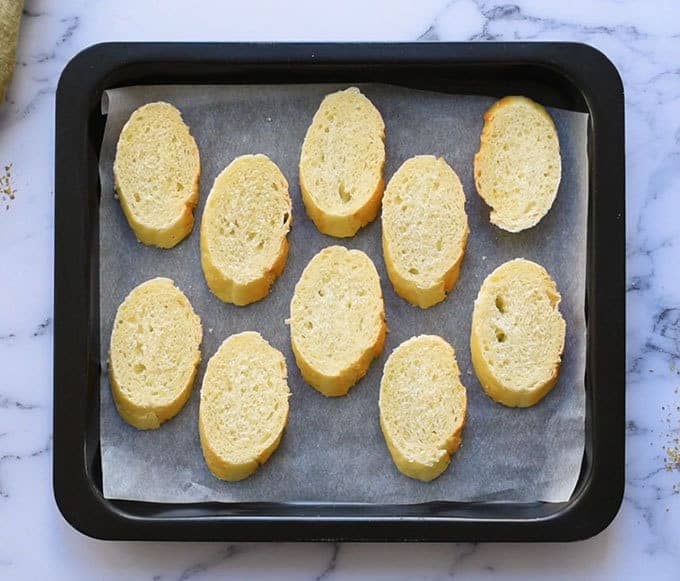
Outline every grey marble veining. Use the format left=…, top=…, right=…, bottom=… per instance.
left=0, top=0, right=679, bottom=578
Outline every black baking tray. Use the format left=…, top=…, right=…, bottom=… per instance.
left=53, top=42, right=625, bottom=542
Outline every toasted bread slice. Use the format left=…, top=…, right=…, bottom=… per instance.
left=108, top=277, right=202, bottom=429
left=290, top=245, right=386, bottom=396
left=113, top=102, right=200, bottom=248
left=299, top=87, right=386, bottom=238
left=200, top=154, right=292, bottom=306
left=199, top=332, right=290, bottom=481
left=382, top=155, right=469, bottom=308
left=379, top=335, right=467, bottom=482
left=473, top=96, right=561, bottom=232
left=470, top=258, right=566, bottom=407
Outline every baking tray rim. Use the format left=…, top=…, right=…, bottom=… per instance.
left=53, top=41, right=625, bottom=542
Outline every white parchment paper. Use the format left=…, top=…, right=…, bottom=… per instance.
left=98, top=84, right=587, bottom=503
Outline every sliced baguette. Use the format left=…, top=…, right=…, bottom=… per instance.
left=290, top=245, right=386, bottom=397
left=470, top=258, right=566, bottom=407
left=199, top=331, right=290, bottom=481
left=379, top=335, right=467, bottom=482
left=473, top=96, right=561, bottom=232
left=113, top=102, right=200, bottom=248
left=108, top=277, right=202, bottom=429
left=200, top=154, right=292, bottom=306
left=382, top=155, right=469, bottom=308
left=299, top=87, right=386, bottom=238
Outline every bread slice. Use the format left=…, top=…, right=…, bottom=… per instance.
left=200, top=154, right=292, bottom=306
left=108, top=277, right=202, bottom=429
left=299, top=87, right=386, bottom=238
left=199, top=331, right=290, bottom=481
left=290, top=245, right=386, bottom=396
left=470, top=258, right=566, bottom=407
left=382, top=155, right=469, bottom=308
left=113, top=102, right=200, bottom=248
left=379, top=335, right=467, bottom=482
left=473, top=96, right=561, bottom=232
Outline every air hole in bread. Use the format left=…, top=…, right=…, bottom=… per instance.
left=495, top=295, right=507, bottom=313
left=495, top=329, right=506, bottom=343
left=408, top=267, right=419, bottom=275
left=338, top=183, right=352, bottom=203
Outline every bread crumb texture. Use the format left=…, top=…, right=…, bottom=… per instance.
left=379, top=335, right=467, bottom=482
left=299, top=87, right=386, bottom=237
left=290, top=245, right=386, bottom=396
left=199, top=332, right=290, bottom=481
left=200, top=154, right=292, bottom=305
left=470, top=258, right=566, bottom=407
left=474, top=96, right=561, bottom=232
left=382, top=155, right=469, bottom=308
left=113, top=102, right=200, bottom=247
left=109, top=277, right=202, bottom=429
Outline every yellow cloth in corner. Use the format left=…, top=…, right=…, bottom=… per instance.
left=0, top=0, right=24, bottom=103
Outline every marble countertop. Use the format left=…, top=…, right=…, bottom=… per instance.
left=1, top=0, right=679, bottom=578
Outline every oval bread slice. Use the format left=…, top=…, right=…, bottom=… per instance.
left=200, top=154, right=292, bottom=306
left=108, top=277, right=202, bottom=429
left=290, top=245, right=386, bottom=397
left=299, top=87, right=386, bottom=238
left=379, top=335, right=467, bottom=482
left=470, top=258, right=566, bottom=407
left=473, top=96, right=561, bottom=232
left=382, top=155, right=469, bottom=308
left=113, top=102, right=200, bottom=248
left=199, top=332, right=290, bottom=481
